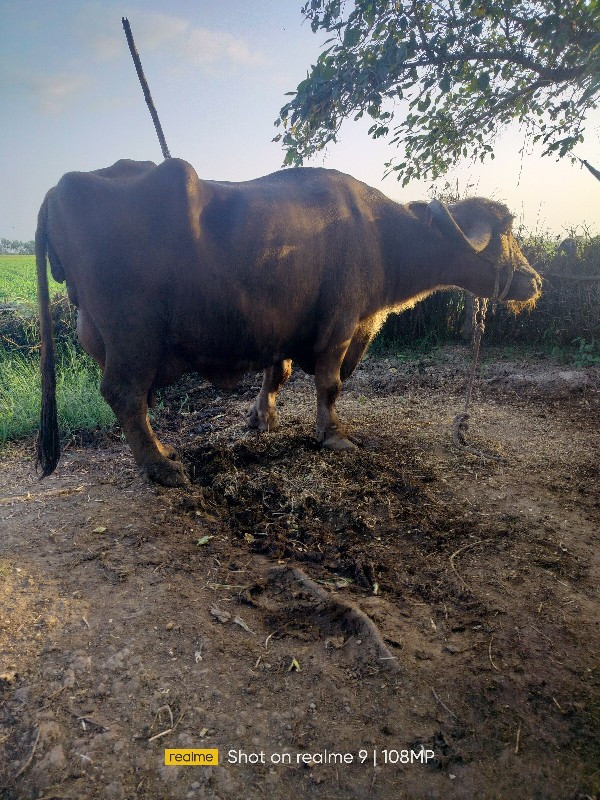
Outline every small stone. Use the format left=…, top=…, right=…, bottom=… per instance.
left=104, top=781, right=125, bottom=799
left=71, top=655, right=92, bottom=672
left=62, top=668, right=76, bottom=688
left=41, top=744, right=66, bottom=770
left=38, top=721, right=62, bottom=745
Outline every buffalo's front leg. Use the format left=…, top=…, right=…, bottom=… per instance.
left=247, top=359, right=292, bottom=432
left=314, top=347, right=357, bottom=451
left=100, top=364, right=188, bottom=487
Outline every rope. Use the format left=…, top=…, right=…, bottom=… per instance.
left=452, top=296, right=504, bottom=461
left=122, top=18, right=171, bottom=161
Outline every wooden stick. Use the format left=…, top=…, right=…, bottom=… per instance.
left=0, top=485, right=86, bottom=505
left=122, top=17, right=171, bottom=160
left=579, top=158, right=600, bottom=182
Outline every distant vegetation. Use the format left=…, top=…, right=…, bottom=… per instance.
left=0, top=254, right=62, bottom=303
left=0, top=239, right=35, bottom=255
left=1, top=231, right=599, bottom=446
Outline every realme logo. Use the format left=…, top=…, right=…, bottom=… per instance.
left=164, top=749, right=219, bottom=766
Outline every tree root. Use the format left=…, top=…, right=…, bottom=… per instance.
left=268, top=566, right=400, bottom=672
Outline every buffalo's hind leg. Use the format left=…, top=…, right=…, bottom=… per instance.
left=247, top=359, right=292, bottom=432
left=77, top=309, right=106, bottom=370
left=100, top=360, right=188, bottom=487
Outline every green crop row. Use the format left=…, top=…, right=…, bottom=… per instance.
left=0, top=255, right=63, bottom=304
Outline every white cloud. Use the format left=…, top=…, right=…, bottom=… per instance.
left=5, top=69, right=89, bottom=114
left=84, top=8, right=266, bottom=69
left=88, top=32, right=122, bottom=62
left=181, top=25, right=266, bottom=68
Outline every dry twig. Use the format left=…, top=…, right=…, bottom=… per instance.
left=514, top=721, right=522, bottom=755
left=488, top=636, right=501, bottom=672
left=270, top=566, right=400, bottom=671
left=0, top=485, right=85, bottom=505
left=14, top=726, right=40, bottom=779
left=431, top=688, right=458, bottom=719
left=449, top=538, right=495, bottom=594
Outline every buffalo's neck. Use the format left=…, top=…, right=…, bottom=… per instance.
left=376, top=209, right=452, bottom=311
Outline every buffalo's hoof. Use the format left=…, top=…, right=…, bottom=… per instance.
left=246, top=404, right=279, bottom=432
left=322, top=435, right=358, bottom=451
left=143, top=458, right=189, bottom=488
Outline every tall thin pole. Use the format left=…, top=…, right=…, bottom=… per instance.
left=122, top=17, right=171, bottom=160
left=580, top=158, right=600, bottom=182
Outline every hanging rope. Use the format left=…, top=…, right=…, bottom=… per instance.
left=452, top=295, right=504, bottom=461
left=122, top=17, right=171, bottom=161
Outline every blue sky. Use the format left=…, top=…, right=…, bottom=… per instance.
left=1, top=0, right=599, bottom=240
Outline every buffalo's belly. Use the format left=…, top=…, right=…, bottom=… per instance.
left=167, top=321, right=309, bottom=379
left=154, top=345, right=282, bottom=390
left=196, top=363, right=252, bottom=389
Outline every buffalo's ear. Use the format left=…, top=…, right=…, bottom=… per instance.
left=427, top=198, right=492, bottom=253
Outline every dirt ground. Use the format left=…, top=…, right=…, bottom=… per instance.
left=1, top=346, right=598, bottom=800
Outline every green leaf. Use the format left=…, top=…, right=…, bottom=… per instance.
left=477, top=72, right=491, bottom=90
left=439, top=74, right=451, bottom=93
left=277, top=0, right=599, bottom=180
left=296, top=77, right=312, bottom=95
left=344, top=26, right=362, bottom=47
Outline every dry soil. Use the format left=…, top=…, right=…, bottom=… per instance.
left=1, top=347, right=598, bottom=800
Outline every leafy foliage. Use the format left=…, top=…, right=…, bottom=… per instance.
left=0, top=347, right=113, bottom=444
left=276, top=0, right=600, bottom=184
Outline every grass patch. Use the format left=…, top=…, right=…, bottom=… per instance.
left=0, top=346, right=114, bottom=444
left=0, top=255, right=113, bottom=445
left=0, top=254, right=64, bottom=304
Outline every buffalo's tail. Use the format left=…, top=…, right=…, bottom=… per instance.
left=35, top=196, right=60, bottom=476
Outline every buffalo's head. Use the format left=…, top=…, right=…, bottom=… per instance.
left=427, top=197, right=542, bottom=310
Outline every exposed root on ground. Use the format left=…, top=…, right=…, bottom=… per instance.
left=268, top=566, right=400, bottom=671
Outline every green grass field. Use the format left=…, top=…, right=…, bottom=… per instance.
left=0, top=254, right=64, bottom=304
left=0, top=254, right=113, bottom=445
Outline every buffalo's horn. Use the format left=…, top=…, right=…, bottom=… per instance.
left=426, top=198, right=492, bottom=253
